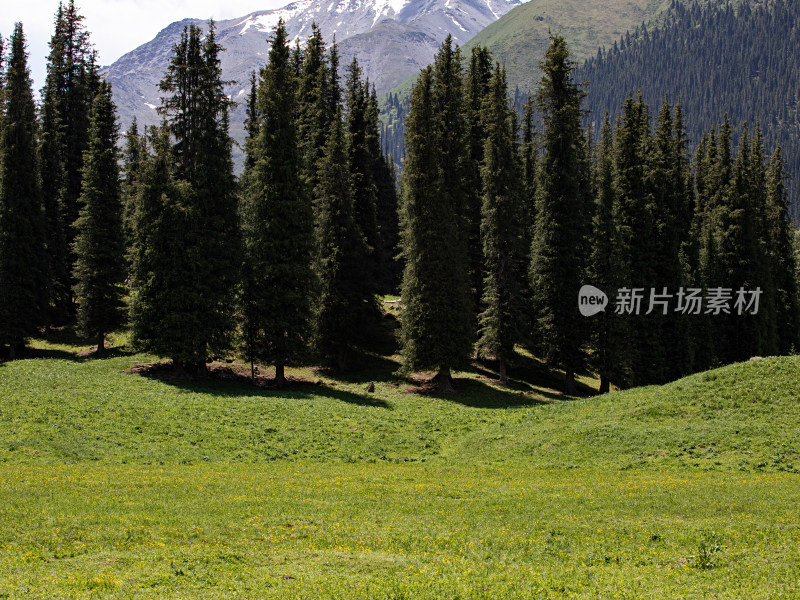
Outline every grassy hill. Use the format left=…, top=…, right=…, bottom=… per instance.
left=1, top=337, right=799, bottom=597
left=463, top=0, right=675, bottom=93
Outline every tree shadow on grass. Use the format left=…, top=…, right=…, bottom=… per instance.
left=125, top=361, right=392, bottom=409
left=406, top=351, right=599, bottom=408
left=0, top=345, right=84, bottom=363
left=440, top=376, right=559, bottom=408
left=313, top=349, right=408, bottom=386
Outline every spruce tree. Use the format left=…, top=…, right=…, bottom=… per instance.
left=588, top=114, right=618, bottom=393
left=399, top=36, right=473, bottom=393
left=121, top=117, right=144, bottom=257
left=39, top=0, right=98, bottom=323
left=344, top=57, right=380, bottom=301
left=241, top=20, right=314, bottom=386
left=0, top=24, right=48, bottom=358
left=71, top=81, right=126, bottom=354
left=297, top=24, right=330, bottom=193
left=520, top=96, right=537, bottom=256
left=464, top=47, right=494, bottom=313
left=367, top=86, right=401, bottom=294
left=647, top=99, right=691, bottom=381
left=130, top=127, right=204, bottom=368
left=765, top=147, right=800, bottom=353
left=131, top=22, right=240, bottom=370
left=612, top=93, right=659, bottom=386
left=529, top=34, right=592, bottom=395
left=312, top=110, right=369, bottom=369
left=475, top=65, right=526, bottom=384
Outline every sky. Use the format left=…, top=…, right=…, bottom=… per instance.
left=1, top=0, right=289, bottom=94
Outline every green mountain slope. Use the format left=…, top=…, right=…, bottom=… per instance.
left=380, top=0, right=678, bottom=161
left=463, top=0, right=675, bottom=93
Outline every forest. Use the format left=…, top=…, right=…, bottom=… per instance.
left=0, top=1, right=798, bottom=394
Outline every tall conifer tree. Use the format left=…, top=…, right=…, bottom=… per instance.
left=39, top=0, right=98, bottom=322
left=312, top=110, right=369, bottom=369
left=589, top=114, right=618, bottom=393
left=529, top=34, right=592, bottom=395
left=0, top=24, right=48, bottom=358
left=465, top=47, right=494, bottom=312
left=400, top=37, right=473, bottom=393
left=766, top=146, right=800, bottom=353
left=241, top=20, right=314, bottom=386
left=476, top=65, right=525, bottom=384
left=131, top=22, right=240, bottom=370
left=344, top=57, right=380, bottom=301
left=71, top=81, right=126, bottom=353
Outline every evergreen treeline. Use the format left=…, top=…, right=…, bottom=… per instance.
left=396, top=33, right=798, bottom=392
left=578, top=0, right=800, bottom=217
left=1, top=9, right=798, bottom=394
left=0, top=7, right=400, bottom=375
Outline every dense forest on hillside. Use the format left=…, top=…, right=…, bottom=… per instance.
left=579, top=0, right=799, bottom=215
left=382, top=0, right=800, bottom=216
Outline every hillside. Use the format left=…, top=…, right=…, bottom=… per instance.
left=576, top=0, right=800, bottom=215
left=2, top=340, right=800, bottom=597
left=2, top=338, right=798, bottom=472
left=380, top=0, right=676, bottom=161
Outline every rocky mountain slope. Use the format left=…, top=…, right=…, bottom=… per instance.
left=104, top=0, right=523, bottom=156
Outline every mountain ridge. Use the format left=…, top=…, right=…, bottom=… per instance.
left=104, top=0, right=524, bottom=160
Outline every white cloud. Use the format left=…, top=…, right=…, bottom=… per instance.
left=1, top=0, right=288, bottom=94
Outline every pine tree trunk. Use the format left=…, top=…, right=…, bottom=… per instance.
left=599, top=375, right=610, bottom=395
left=436, top=367, right=455, bottom=393
left=275, top=363, right=286, bottom=387
left=498, top=357, right=508, bottom=385
left=7, top=345, right=16, bottom=361
left=564, top=370, right=578, bottom=396
left=96, top=332, right=105, bottom=356
left=336, top=347, right=347, bottom=372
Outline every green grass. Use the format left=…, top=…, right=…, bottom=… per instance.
left=463, top=0, right=678, bottom=93
left=1, top=335, right=799, bottom=597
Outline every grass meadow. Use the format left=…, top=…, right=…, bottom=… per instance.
left=1, top=328, right=799, bottom=598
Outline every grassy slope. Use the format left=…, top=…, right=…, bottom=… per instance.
left=464, top=0, right=675, bottom=92
left=384, top=0, right=676, bottom=104
left=2, top=341, right=798, bottom=472
left=1, top=339, right=799, bottom=597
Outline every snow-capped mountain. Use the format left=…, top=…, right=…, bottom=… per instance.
left=104, top=0, right=523, bottom=161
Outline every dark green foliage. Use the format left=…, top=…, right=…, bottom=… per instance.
left=519, top=96, right=537, bottom=251
left=130, top=128, right=206, bottom=368
left=579, top=0, right=800, bottom=215
left=344, top=58, right=380, bottom=301
left=121, top=117, right=144, bottom=259
left=399, top=37, right=474, bottom=390
left=765, top=147, right=800, bottom=353
left=646, top=100, right=692, bottom=381
left=588, top=114, right=618, bottom=394
left=368, top=87, right=401, bottom=294
left=529, top=34, right=592, bottom=394
left=0, top=24, right=48, bottom=354
left=312, top=110, right=370, bottom=369
left=475, top=65, right=526, bottom=384
left=465, top=47, right=494, bottom=311
left=131, top=22, right=240, bottom=369
left=243, top=71, right=259, bottom=172
left=39, top=0, right=98, bottom=323
left=71, top=81, right=126, bottom=352
left=297, top=24, right=332, bottom=194
left=241, top=20, right=314, bottom=385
